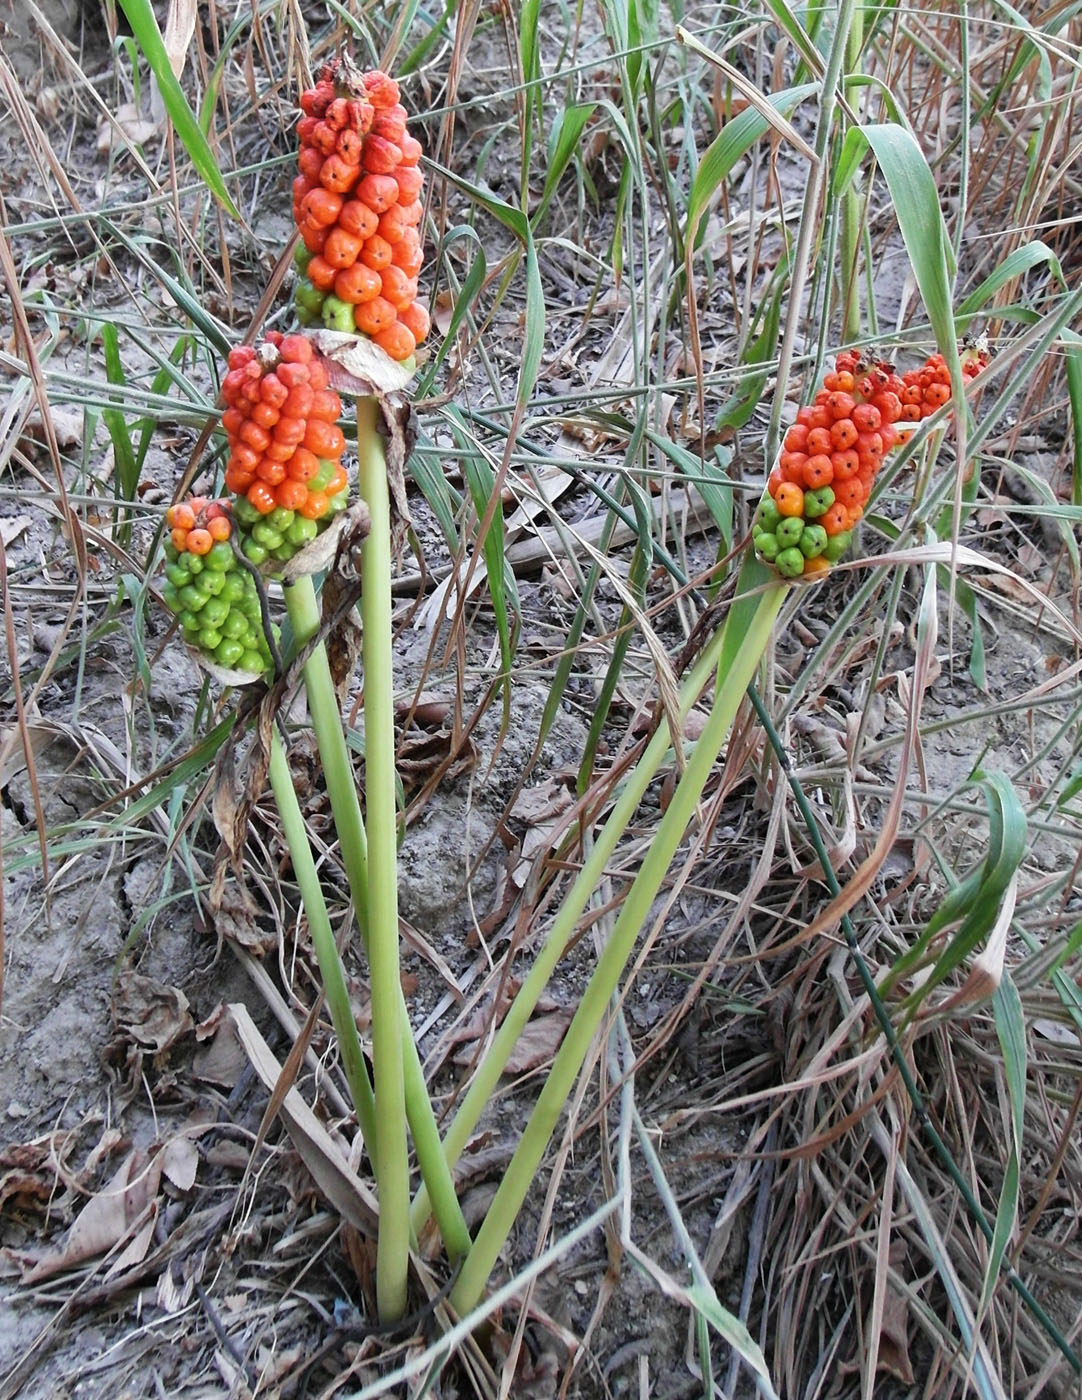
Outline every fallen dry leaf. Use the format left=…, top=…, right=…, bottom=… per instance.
left=113, top=970, right=193, bottom=1054
left=20, top=1146, right=162, bottom=1283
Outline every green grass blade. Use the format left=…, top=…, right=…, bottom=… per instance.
left=1067, top=347, right=1082, bottom=507
left=838, top=123, right=956, bottom=353
left=956, top=240, right=1066, bottom=318
left=979, top=974, right=1026, bottom=1315
left=533, top=104, right=597, bottom=228
left=116, top=0, right=240, bottom=218
left=99, top=322, right=140, bottom=541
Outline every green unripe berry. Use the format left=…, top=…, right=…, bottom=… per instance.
left=294, top=244, right=313, bottom=274
left=775, top=547, right=806, bottom=578
left=165, top=562, right=191, bottom=588
left=234, top=497, right=262, bottom=527
left=799, top=524, right=828, bottom=558
left=201, top=596, right=230, bottom=629
left=178, top=610, right=201, bottom=635
left=268, top=506, right=295, bottom=532
left=251, top=523, right=283, bottom=549
left=802, top=487, right=836, bottom=520
left=239, top=649, right=266, bottom=675
left=242, top=538, right=268, bottom=566
left=186, top=554, right=204, bottom=575
left=215, top=638, right=245, bottom=669
left=776, top=517, right=804, bottom=549
left=221, top=610, right=248, bottom=639
left=326, top=487, right=348, bottom=516
left=178, top=583, right=209, bottom=612
left=757, top=497, right=782, bottom=531
left=322, top=295, right=356, bottom=333
left=310, top=459, right=336, bottom=491
left=161, top=583, right=180, bottom=611
left=824, top=530, right=852, bottom=562
left=754, top=529, right=780, bottom=562
left=287, top=516, right=319, bottom=546
left=205, top=541, right=235, bottom=572
left=200, top=569, right=226, bottom=596
left=198, top=626, right=223, bottom=652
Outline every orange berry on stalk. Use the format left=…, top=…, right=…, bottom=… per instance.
left=225, top=464, right=254, bottom=493
left=264, top=440, right=295, bottom=464
left=279, top=334, right=315, bottom=364
left=336, top=128, right=364, bottom=163
left=247, top=481, right=278, bottom=514
left=391, top=232, right=423, bottom=276
left=170, top=526, right=190, bottom=552
left=239, top=420, right=270, bottom=453
left=282, top=383, right=315, bottom=418
left=374, top=321, right=417, bottom=362
left=326, top=463, right=349, bottom=496
left=826, top=391, right=856, bottom=420
left=399, top=299, right=430, bottom=344
left=303, top=419, right=345, bottom=458
left=803, top=454, right=834, bottom=489
left=299, top=490, right=330, bottom=520
left=301, top=223, right=329, bottom=255
left=851, top=403, right=881, bottom=432
left=806, top=426, right=832, bottom=454
left=286, top=448, right=320, bottom=482
left=775, top=482, right=805, bottom=517
left=821, top=502, right=850, bottom=535
left=335, top=261, right=382, bottom=305
left=377, top=203, right=408, bottom=244
left=784, top=423, right=809, bottom=453
left=167, top=501, right=196, bottom=530
left=830, top=418, right=858, bottom=450
left=339, top=200, right=379, bottom=239
left=320, top=154, right=360, bottom=195
left=255, top=458, right=287, bottom=485
left=249, top=400, right=279, bottom=430
left=394, top=165, right=423, bottom=201
left=298, top=146, right=325, bottom=183
left=767, top=467, right=785, bottom=497
left=924, top=382, right=951, bottom=409
left=398, top=133, right=422, bottom=166
left=306, top=255, right=338, bottom=291
left=380, top=264, right=416, bottom=309
left=208, top=515, right=232, bottom=541
left=274, top=416, right=307, bottom=448
left=276, top=478, right=309, bottom=512
left=354, top=295, right=397, bottom=336
left=324, top=227, right=364, bottom=269
left=360, top=234, right=394, bottom=271
left=833, top=478, right=865, bottom=511
left=310, top=389, right=342, bottom=421
left=363, top=70, right=400, bottom=107
left=307, top=359, right=329, bottom=391
left=830, top=449, right=859, bottom=481
left=357, top=173, right=399, bottom=213
left=301, top=187, right=343, bottom=227
left=187, top=527, right=214, bottom=555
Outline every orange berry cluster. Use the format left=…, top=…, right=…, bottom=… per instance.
left=754, top=345, right=990, bottom=579
left=896, top=343, right=990, bottom=442
left=292, top=59, right=429, bottom=362
left=221, top=330, right=348, bottom=524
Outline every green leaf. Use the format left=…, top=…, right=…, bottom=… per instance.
left=956, top=240, right=1066, bottom=317
left=534, top=105, right=597, bottom=227
left=979, top=975, right=1026, bottom=1315
left=100, top=322, right=139, bottom=525
left=687, top=83, right=819, bottom=250
left=116, top=0, right=240, bottom=218
left=685, top=1283, right=778, bottom=1398
left=839, top=123, right=956, bottom=353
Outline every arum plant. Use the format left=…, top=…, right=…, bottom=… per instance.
left=153, top=40, right=1000, bottom=1354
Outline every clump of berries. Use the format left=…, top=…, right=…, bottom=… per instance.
left=221, top=331, right=350, bottom=566
left=754, top=350, right=906, bottom=579
left=897, top=342, right=990, bottom=442
left=754, top=343, right=990, bottom=579
left=161, top=499, right=276, bottom=676
left=292, top=58, right=429, bottom=363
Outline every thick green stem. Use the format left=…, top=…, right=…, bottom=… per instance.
left=284, top=574, right=470, bottom=1261
left=840, top=3, right=864, bottom=340
left=450, top=581, right=786, bottom=1315
left=267, top=729, right=377, bottom=1152
left=357, top=393, right=409, bottom=1321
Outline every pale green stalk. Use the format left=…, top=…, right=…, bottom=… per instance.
left=449, top=581, right=786, bottom=1313
left=840, top=2, right=864, bottom=340
left=284, top=574, right=471, bottom=1261
left=266, top=727, right=377, bottom=1152
left=357, top=392, right=409, bottom=1322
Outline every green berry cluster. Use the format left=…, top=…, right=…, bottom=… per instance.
left=162, top=531, right=275, bottom=676
left=751, top=496, right=851, bottom=579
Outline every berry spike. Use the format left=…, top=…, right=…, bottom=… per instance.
left=160, top=498, right=276, bottom=680
left=754, top=350, right=906, bottom=579
left=294, top=59, right=427, bottom=365
left=219, top=331, right=352, bottom=568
